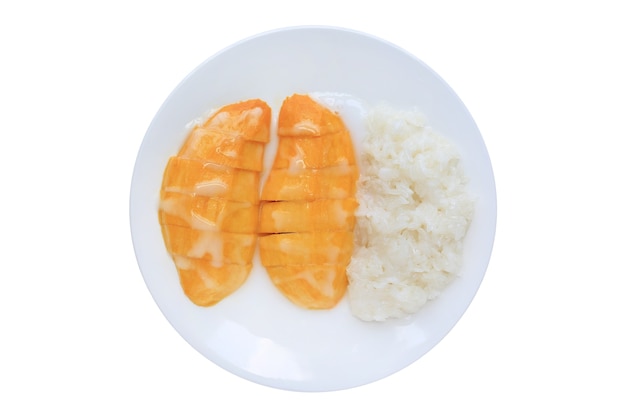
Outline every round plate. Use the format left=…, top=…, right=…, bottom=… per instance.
left=130, top=26, right=496, bottom=392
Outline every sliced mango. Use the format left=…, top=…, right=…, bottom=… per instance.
left=259, top=94, right=359, bottom=310
left=259, top=199, right=357, bottom=233
left=160, top=99, right=271, bottom=306
left=162, top=157, right=259, bottom=203
left=261, top=166, right=358, bottom=201
left=162, top=225, right=255, bottom=265
left=264, top=264, right=349, bottom=309
left=277, top=94, right=346, bottom=137
left=159, top=191, right=257, bottom=233
left=271, top=131, right=356, bottom=170
left=178, top=128, right=265, bottom=171
left=259, top=231, right=354, bottom=266
left=172, top=255, right=252, bottom=307
left=201, top=99, right=271, bottom=143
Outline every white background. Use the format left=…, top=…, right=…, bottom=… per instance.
left=1, top=1, right=624, bottom=415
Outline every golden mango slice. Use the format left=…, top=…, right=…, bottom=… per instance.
left=162, top=157, right=259, bottom=203
left=162, top=225, right=255, bottom=265
left=202, top=99, right=271, bottom=143
left=261, top=166, right=358, bottom=201
left=271, top=132, right=356, bottom=170
left=178, top=128, right=265, bottom=171
left=259, top=199, right=357, bottom=233
left=259, top=94, right=358, bottom=310
left=259, top=231, right=354, bottom=266
left=159, top=191, right=257, bottom=233
left=160, top=99, right=271, bottom=306
left=177, top=99, right=270, bottom=170
left=277, top=94, right=346, bottom=137
left=264, top=264, right=349, bottom=309
left=172, top=255, right=252, bottom=307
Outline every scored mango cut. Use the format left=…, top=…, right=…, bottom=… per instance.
left=162, top=225, right=256, bottom=265
left=197, top=99, right=271, bottom=143
left=173, top=255, right=252, bottom=307
left=177, top=99, right=270, bottom=171
left=159, top=191, right=257, bottom=233
left=162, top=157, right=260, bottom=203
left=260, top=94, right=359, bottom=309
left=258, top=199, right=357, bottom=233
left=264, top=264, right=349, bottom=309
left=160, top=99, right=271, bottom=307
left=259, top=231, right=354, bottom=266
left=261, top=166, right=358, bottom=201
left=178, top=128, right=265, bottom=171
left=277, top=94, right=345, bottom=137
left=271, top=132, right=356, bottom=170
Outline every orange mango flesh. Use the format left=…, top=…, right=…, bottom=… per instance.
left=178, top=129, right=266, bottom=171
left=271, top=132, right=357, bottom=169
left=162, top=225, right=256, bottom=264
left=173, top=256, right=252, bottom=307
left=260, top=94, right=359, bottom=309
left=194, top=99, right=271, bottom=143
left=261, top=166, right=358, bottom=201
left=159, top=99, right=271, bottom=307
left=162, top=157, right=260, bottom=204
left=276, top=94, right=344, bottom=137
left=264, top=264, right=348, bottom=309
left=159, top=191, right=258, bottom=233
left=258, top=199, right=357, bottom=233
left=259, top=231, right=354, bottom=266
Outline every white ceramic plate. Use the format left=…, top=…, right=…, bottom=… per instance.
left=130, top=26, right=496, bottom=392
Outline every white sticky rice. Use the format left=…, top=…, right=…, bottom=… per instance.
left=346, top=104, right=474, bottom=321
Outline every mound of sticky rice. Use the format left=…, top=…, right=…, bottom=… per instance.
left=347, top=104, right=474, bottom=321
